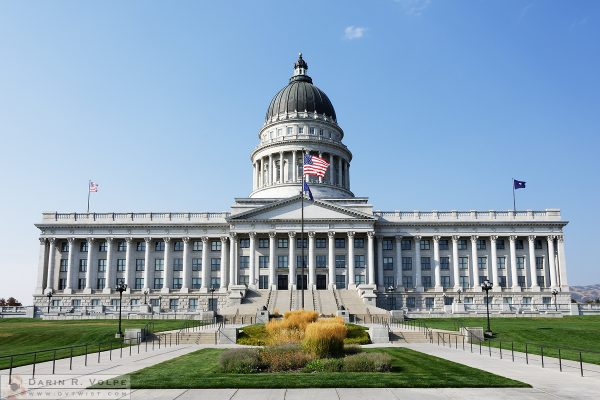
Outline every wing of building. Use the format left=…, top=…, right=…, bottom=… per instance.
left=33, top=54, right=570, bottom=319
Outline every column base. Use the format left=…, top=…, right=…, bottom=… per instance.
left=63, top=288, right=73, bottom=294
left=199, top=287, right=208, bottom=293
left=492, top=286, right=503, bottom=293
left=529, top=285, right=540, bottom=292
left=415, top=286, right=424, bottom=293
left=103, top=288, right=112, bottom=294
left=180, top=287, right=189, bottom=293
left=83, top=288, right=92, bottom=294
left=288, top=284, right=297, bottom=290
left=161, top=288, right=171, bottom=294
left=471, top=286, right=482, bottom=292
left=434, top=286, right=444, bottom=292
left=511, top=286, right=522, bottom=292
left=219, top=287, right=228, bottom=293
left=348, top=283, right=357, bottom=290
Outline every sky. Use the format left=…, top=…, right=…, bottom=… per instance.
left=0, top=0, right=599, bottom=303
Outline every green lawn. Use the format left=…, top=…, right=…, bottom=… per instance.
left=121, top=347, right=529, bottom=388
left=237, top=323, right=370, bottom=346
left=418, top=316, right=600, bottom=365
left=0, top=318, right=194, bottom=369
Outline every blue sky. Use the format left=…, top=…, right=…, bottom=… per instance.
left=1, top=0, right=598, bottom=302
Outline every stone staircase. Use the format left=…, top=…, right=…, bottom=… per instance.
left=176, top=331, right=219, bottom=345
left=389, top=330, right=430, bottom=343
left=316, top=290, right=338, bottom=315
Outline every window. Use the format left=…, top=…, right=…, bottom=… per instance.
left=192, top=278, right=202, bottom=289
left=298, top=127, right=304, bottom=134
left=497, top=257, right=506, bottom=269
left=97, top=278, right=105, bottom=289
left=192, top=258, right=202, bottom=271
left=316, top=238, right=326, bottom=248
left=421, top=257, right=431, bottom=271
left=522, top=297, right=532, bottom=305
left=335, top=255, right=345, bottom=268
left=192, top=240, right=202, bottom=251
left=259, top=256, right=269, bottom=269
left=458, top=239, right=468, bottom=250
left=406, top=297, right=416, bottom=308
left=189, top=298, right=198, bottom=310
left=259, top=275, right=269, bottom=289
left=420, top=240, right=431, bottom=250
left=97, top=259, right=106, bottom=272
left=150, top=298, right=159, bottom=307
left=401, top=239, right=411, bottom=250
left=58, top=279, right=66, bottom=290
left=135, top=259, right=144, bottom=271
left=155, top=259, right=164, bottom=271
left=537, top=276, right=545, bottom=287
left=239, top=256, right=249, bottom=269
left=296, top=255, right=307, bottom=268
left=498, top=276, right=507, bottom=288
left=287, top=127, right=293, bottom=135
left=517, top=276, right=526, bottom=287
left=153, top=278, right=163, bottom=289
left=211, top=241, right=221, bottom=251
left=479, top=275, right=488, bottom=285
left=278, top=256, right=289, bottom=268
left=476, top=239, right=486, bottom=250
left=383, top=239, right=393, bottom=251
left=336, top=275, right=346, bottom=289
left=425, top=297, right=434, bottom=309
left=173, top=241, right=184, bottom=251
left=116, top=277, right=125, bottom=286
left=136, top=241, right=145, bottom=252
left=402, top=276, right=413, bottom=288
left=173, top=258, right=183, bottom=271
left=116, top=259, right=125, bottom=272
left=258, top=239, right=269, bottom=248
left=169, top=299, right=179, bottom=310
left=496, top=239, right=505, bottom=250
left=516, top=256, right=525, bottom=270
left=441, top=276, right=451, bottom=289
left=135, top=278, right=144, bottom=290
left=239, top=275, right=249, bottom=286
left=355, top=255, right=365, bottom=268
left=155, top=241, right=165, bottom=252
left=297, top=238, right=308, bottom=248
left=422, top=276, right=432, bottom=289
left=439, top=239, right=449, bottom=250
left=459, top=275, right=469, bottom=289
left=334, top=238, right=345, bottom=248
left=384, top=275, right=395, bottom=287
left=542, top=296, right=552, bottom=305
left=503, top=297, right=513, bottom=304
left=91, top=299, right=100, bottom=306
left=72, top=299, right=81, bottom=307
left=534, top=239, right=543, bottom=250
left=383, top=257, right=394, bottom=270
left=278, top=238, right=288, bottom=248
left=458, top=257, right=468, bottom=270
left=172, top=278, right=182, bottom=289
left=444, top=296, right=454, bottom=305
left=402, top=257, right=412, bottom=271
left=99, top=241, right=107, bottom=252
left=536, top=256, right=544, bottom=269
left=354, top=238, right=364, bottom=248
left=60, top=241, right=69, bottom=252
left=440, top=257, right=450, bottom=270
left=211, top=258, right=221, bottom=271
left=355, top=275, right=365, bottom=285
left=515, top=239, right=524, bottom=250
left=463, top=297, right=473, bottom=304
left=478, top=257, right=487, bottom=270
left=309, top=127, right=316, bottom=135
left=80, top=242, right=88, bottom=252
left=117, top=240, right=126, bottom=252
left=316, top=255, right=327, bottom=268
left=79, top=259, right=87, bottom=272
left=78, top=278, right=86, bottom=290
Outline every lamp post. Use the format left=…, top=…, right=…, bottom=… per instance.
left=209, top=287, right=216, bottom=313
left=481, top=279, right=493, bottom=338
left=158, top=295, right=162, bottom=315
left=143, top=288, right=149, bottom=305
left=46, top=291, right=53, bottom=314
left=115, top=282, right=128, bottom=338
left=552, top=288, right=558, bottom=312
left=457, top=288, right=462, bottom=303
left=386, top=285, right=395, bottom=311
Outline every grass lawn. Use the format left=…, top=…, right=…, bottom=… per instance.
left=122, top=347, right=529, bottom=388
left=237, top=323, right=370, bottom=346
left=0, top=318, right=194, bottom=369
left=419, top=316, right=600, bottom=365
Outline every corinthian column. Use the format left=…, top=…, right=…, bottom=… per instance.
left=367, top=231, right=375, bottom=285
left=220, top=237, right=229, bottom=291
left=229, top=233, right=237, bottom=287
left=509, top=236, right=520, bottom=291
left=162, top=238, right=172, bottom=293
left=557, top=235, right=568, bottom=289
left=84, top=238, right=95, bottom=292
left=328, top=231, right=336, bottom=289
left=471, top=236, right=481, bottom=292
left=143, top=238, right=151, bottom=290
left=269, top=232, right=276, bottom=289
left=249, top=233, right=257, bottom=288
left=181, top=237, right=191, bottom=293
left=124, top=237, right=132, bottom=292
left=308, top=232, right=316, bottom=288
left=414, top=236, right=423, bottom=291
left=547, top=236, right=557, bottom=288
left=288, top=232, right=296, bottom=289
left=347, top=232, right=356, bottom=289
left=451, top=236, right=460, bottom=290
left=433, top=236, right=442, bottom=291
left=201, top=237, right=209, bottom=290
left=528, top=236, right=539, bottom=290
left=64, top=237, right=75, bottom=293
left=45, top=238, right=56, bottom=292
left=490, top=236, right=501, bottom=292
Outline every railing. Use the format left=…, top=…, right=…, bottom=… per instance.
left=373, top=209, right=562, bottom=222
left=387, top=318, right=434, bottom=342
left=434, top=331, right=600, bottom=377
left=41, top=211, right=230, bottom=223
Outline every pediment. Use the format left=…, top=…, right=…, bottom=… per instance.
left=229, top=196, right=375, bottom=222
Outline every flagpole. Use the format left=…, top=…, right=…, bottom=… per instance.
left=87, top=180, right=91, bottom=213
left=301, top=150, right=305, bottom=310
left=512, top=178, right=516, bottom=212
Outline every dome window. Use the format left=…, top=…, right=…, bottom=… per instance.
left=310, top=127, right=316, bottom=135
left=298, top=127, right=304, bottom=134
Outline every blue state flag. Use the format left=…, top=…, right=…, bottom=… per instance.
left=303, top=181, right=314, bottom=201
left=514, top=179, right=526, bottom=189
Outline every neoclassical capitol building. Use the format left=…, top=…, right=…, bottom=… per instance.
left=33, top=55, right=570, bottom=317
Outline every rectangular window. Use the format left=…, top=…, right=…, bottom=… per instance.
left=239, top=275, right=249, bottom=286
left=336, top=275, right=346, bottom=289
left=384, top=276, right=395, bottom=288
left=80, top=242, right=88, bottom=252
left=116, top=277, right=125, bottom=286
left=192, top=278, right=202, bottom=289
left=211, top=258, right=221, bottom=271
left=441, top=276, right=451, bottom=289
left=58, top=278, right=66, bottom=290
left=192, top=258, right=202, bottom=271
left=278, top=255, right=288, bottom=268
left=536, top=256, right=544, bottom=269
left=153, top=278, right=163, bottom=289
left=60, top=241, right=69, bottom=252
left=476, top=239, right=486, bottom=250
left=135, top=259, right=144, bottom=271
left=383, top=257, right=394, bottom=270
left=155, top=241, right=165, bottom=252
left=258, top=256, right=268, bottom=269
left=135, top=278, right=144, bottom=290
left=97, top=278, right=105, bottom=289
left=72, top=299, right=81, bottom=307
left=316, top=238, right=326, bottom=248
left=173, top=258, right=183, bottom=271
left=515, top=239, right=524, bottom=250
left=534, top=239, right=543, bottom=250
left=425, top=297, right=434, bottom=309
left=278, top=238, right=288, bottom=248
left=193, top=240, right=203, bottom=251
left=355, top=274, right=365, bottom=285
left=172, top=278, right=182, bottom=289
left=542, top=296, right=552, bottom=305
left=458, top=239, right=468, bottom=250
left=334, top=238, right=345, bottom=248
left=406, top=297, right=416, bottom=308
left=259, top=275, right=269, bottom=289
left=79, top=259, right=87, bottom=272
left=354, top=238, right=364, bottom=248
left=402, top=257, right=412, bottom=271
left=98, top=241, right=107, bottom=252
left=517, top=275, right=526, bottom=287
left=420, top=257, right=431, bottom=271
left=258, top=239, right=269, bottom=248
left=440, top=257, right=450, bottom=270
left=117, top=240, right=126, bottom=252
left=239, top=256, right=249, bottom=269
left=497, top=257, right=506, bottom=269
left=478, top=257, right=487, bottom=270
left=296, top=255, right=308, bottom=268
left=211, top=240, right=221, bottom=251
left=522, top=296, right=532, bottom=305
left=402, top=276, right=413, bottom=288
left=498, top=276, right=507, bottom=288
left=479, top=275, right=488, bottom=285
left=420, top=240, right=431, bottom=250
left=78, top=278, right=86, bottom=290
left=354, top=255, right=365, bottom=268
left=401, top=239, right=412, bottom=250
left=422, top=276, right=432, bottom=289
left=116, top=259, right=126, bottom=272
left=136, top=241, right=146, bottom=252
left=316, top=255, right=327, bottom=268
left=173, top=241, right=184, bottom=251
left=439, top=239, right=449, bottom=250
left=459, top=275, right=469, bottom=289
left=169, top=299, right=179, bottom=310
left=537, top=275, right=545, bottom=287
left=155, top=259, right=164, bottom=271
left=516, top=256, right=525, bottom=270
left=97, top=259, right=106, bottom=272
left=458, top=257, right=468, bottom=270
left=496, top=239, right=505, bottom=250
left=335, top=255, right=345, bottom=268
left=382, top=239, right=393, bottom=251
left=189, top=298, right=198, bottom=310
left=297, top=238, right=308, bottom=248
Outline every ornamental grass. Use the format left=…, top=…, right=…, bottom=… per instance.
left=302, top=318, right=347, bottom=358
left=265, top=310, right=319, bottom=345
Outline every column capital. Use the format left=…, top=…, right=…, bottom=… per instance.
left=376, top=235, right=384, bottom=241
left=547, top=235, right=557, bottom=242
left=414, top=235, right=422, bottom=241
left=182, top=237, right=190, bottom=243
left=67, top=237, right=76, bottom=244
left=528, top=235, right=536, bottom=242
left=48, top=237, right=56, bottom=244
left=395, top=235, right=403, bottom=241
left=451, top=235, right=460, bottom=242
left=220, top=236, right=229, bottom=243
left=557, top=235, right=564, bottom=242
left=106, top=237, right=114, bottom=243
left=143, top=237, right=151, bottom=243
left=163, top=237, right=171, bottom=243
left=268, top=231, right=276, bottom=238
left=367, top=231, right=375, bottom=238
left=328, top=231, right=336, bottom=238
left=124, top=237, right=132, bottom=243
left=470, top=235, right=479, bottom=242
left=432, top=235, right=441, bottom=242
left=509, top=235, right=518, bottom=241
left=288, top=231, right=296, bottom=238
left=308, top=231, right=316, bottom=238
left=490, top=235, right=498, bottom=241
left=201, top=236, right=209, bottom=243
left=347, top=231, right=355, bottom=238
left=229, top=232, right=237, bottom=239
left=39, top=237, right=47, bottom=245
left=249, top=232, right=257, bottom=238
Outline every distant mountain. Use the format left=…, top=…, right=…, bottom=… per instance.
left=570, top=284, right=600, bottom=303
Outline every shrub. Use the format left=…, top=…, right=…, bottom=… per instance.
left=259, top=344, right=314, bottom=372
left=303, top=320, right=347, bottom=358
left=237, top=324, right=267, bottom=346
left=342, top=353, right=392, bottom=372
left=265, top=310, right=319, bottom=345
left=304, top=358, right=343, bottom=373
left=219, top=349, right=263, bottom=373
left=344, top=324, right=370, bottom=345
left=343, top=344, right=363, bottom=355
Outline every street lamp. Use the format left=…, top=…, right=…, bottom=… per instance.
left=551, top=289, right=559, bottom=312
left=143, top=288, right=149, bottom=305
left=386, top=285, right=395, bottom=311
left=46, top=291, right=53, bottom=314
left=481, top=279, right=493, bottom=338
left=209, top=287, right=216, bottom=312
left=158, top=295, right=162, bottom=314
left=115, top=282, right=128, bottom=338
left=457, top=288, right=462, bottom=303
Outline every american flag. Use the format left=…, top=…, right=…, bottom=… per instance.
left=89, top=181, right=99, bottom=192
left=303, top=154, right=330, bottom=178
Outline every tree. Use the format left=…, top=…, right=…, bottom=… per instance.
left=6, top=297, right=22, bottom=306
left=0, top=298, right=5, bottom=306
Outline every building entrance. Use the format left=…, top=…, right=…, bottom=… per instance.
left=277, top=275, right=288, bottom=290
left=297, top=274, right=308, bottom=290
left=316, top=274, right=327, bottom=290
